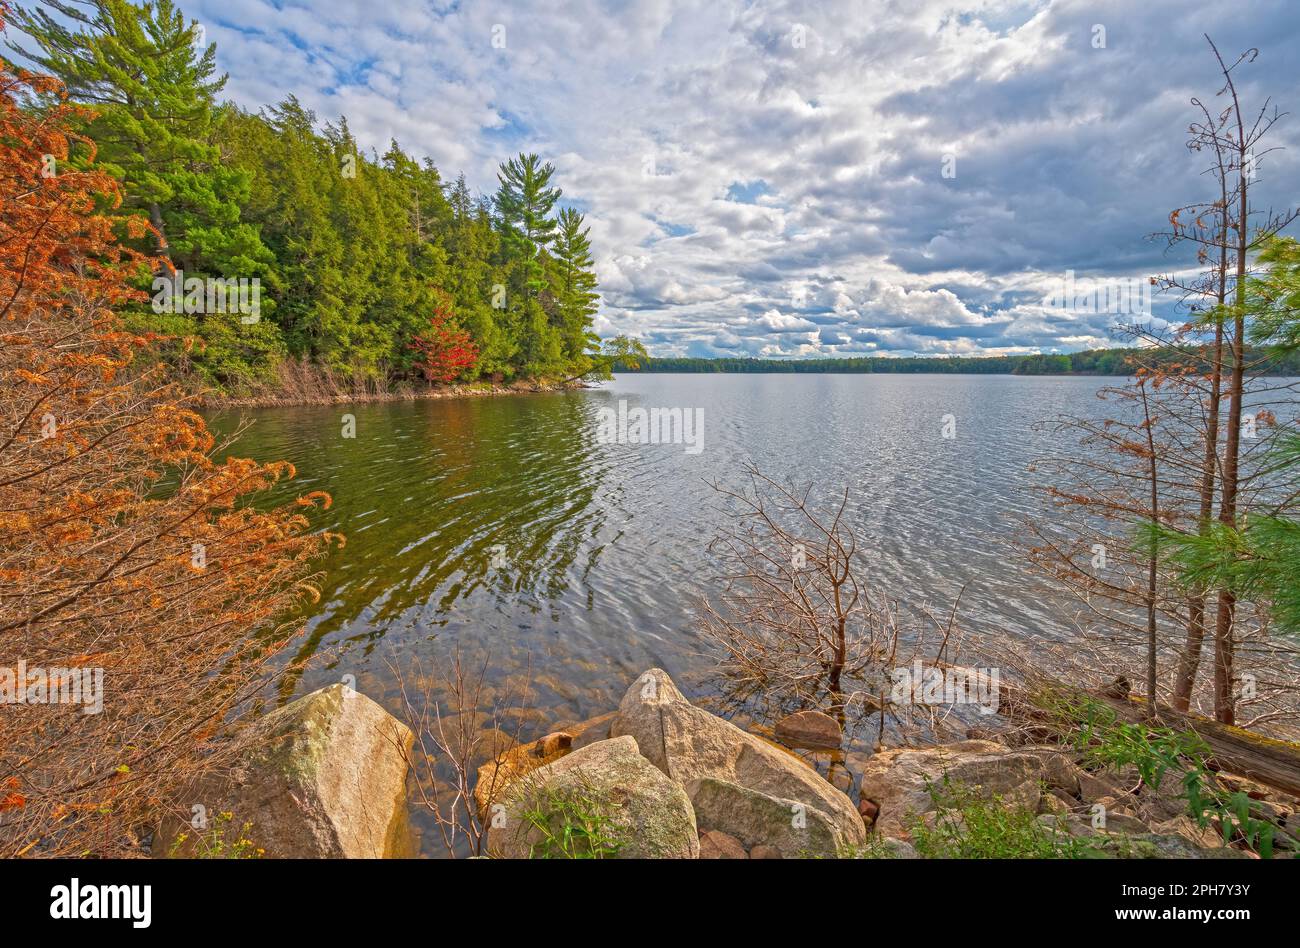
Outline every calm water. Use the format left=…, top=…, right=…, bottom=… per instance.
left=209, top=372, right=1113, bottom=707
left=209, top=373, right=1113, bottom=846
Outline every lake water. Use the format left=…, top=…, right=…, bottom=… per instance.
left=209, top=373, right=1116, bottom=849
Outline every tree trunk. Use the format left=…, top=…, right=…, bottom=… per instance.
left=1139, top=380, right=1160, bottom=719
left=149, top=201, right=170, bottom=257
left=1173, top=196, right=1229, bottom=712
left=1174, top=326, right=1223, bottom=711
left=971, top=665, right=1300, bottom=798
left=1212, top=129, right=1251, bottom=725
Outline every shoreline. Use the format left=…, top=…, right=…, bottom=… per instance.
left=150, top=669, right=1300, bottom=859
left=195, top=371, right=1300, bottom=411
left=197, top=378, right=585, bottom=410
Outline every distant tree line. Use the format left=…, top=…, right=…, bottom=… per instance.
left=616, top=347, right=1300, bottom=376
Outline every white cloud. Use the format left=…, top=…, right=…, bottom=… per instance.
left=182, top=0, right=1300, bottom=357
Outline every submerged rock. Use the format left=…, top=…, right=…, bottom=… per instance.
left=486, top=735, right=699, bottom=859
left=611, top=668, right=866, bottom=847
left=774, top=710, right=843, bottom=750
left=473, top=730, right=574, bottom=818
left=155, top=684, right=413, bottom=858
left=568, top=711, right=619, bottom=751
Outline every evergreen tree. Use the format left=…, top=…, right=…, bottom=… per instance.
left=446, top=174, right=510, bottom=375
left=6, top=1, right=270, bottom=271
left=224, top=98, right=344, bottom=362
left=493, top=153, right=561, bottom=275
left=7, top=3, right=605, bottom=388
left=552, top=207, right=601, bottom=367
left=7, top=0, right=280, bottom=382
left=493, top=153, right=565, bottom=375
left=1161, top=237, right=1300, bottom=634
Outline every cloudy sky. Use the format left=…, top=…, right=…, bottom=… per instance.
left=182, top=0, right=1299, bottom=358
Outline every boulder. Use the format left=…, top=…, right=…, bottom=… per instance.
left=569, top=711, right=619, bottom=751
left=473, top=727, right=521, bottom=764
left=877, top=838, right=920, bottom=858
left=1037, top=791, right=1072, bottom=816
left=1101, top=834, right=1253, bottom=859
left=1078, top=767, right=1135, bottom=802
left=1076, top=808, right=1152, bottom=835
left=1153, top=815, right=1230, bottom=849
left=857, top=740, right=1046, bottom=838
left=859, top=797, right=880, bottom=825
left=473, top=730, right=574, bottom=818
left=1135, top=786, right=1191, bottom=824
left=1018, top=745, right=1083, bottom=796
left=690, top=776, right=847, bottom=858
left=1093, top=794, right=1138, bottom=818
left=699, top=829, right=748, bottom=859
left=611, top=669, right=865, bottom=847
left=774, top=710, right=842, bottom=749
left=1035, top=814, right=1250, bottom=858
left=835, top=836, right=920, bottom=859
left=155, top=684, right=413, bottom=858
left=749, top=844, right=783, bottom=860
left=486, top=736, right=699, bottom=859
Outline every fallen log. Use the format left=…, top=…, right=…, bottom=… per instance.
left=1103, top=695, right=1300, bottom=800
left=985, top=669, right=1300, bottom=799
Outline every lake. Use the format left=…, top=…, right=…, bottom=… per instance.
left=209, top=373, right=1116, bottom=848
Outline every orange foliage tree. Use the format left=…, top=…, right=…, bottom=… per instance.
left=409, top=291, right=481, bottom=384
left=0, top=25, right=337, bottom=856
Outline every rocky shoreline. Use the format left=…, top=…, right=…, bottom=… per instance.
left=154, top=669, right=1300, bottom=859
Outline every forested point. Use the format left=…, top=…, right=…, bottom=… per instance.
left=3, top=0, right=615, bottom=393
left=618, top=347, right=1300, bottom=376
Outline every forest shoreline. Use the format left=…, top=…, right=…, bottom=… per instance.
left=195, top=378, right=584, bottom=411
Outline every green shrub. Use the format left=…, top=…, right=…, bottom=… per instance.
left=519, top=787, right=622, bottom=859
left=908, top=776, right=1096, bottom=859
left=168, top=811, right=264, bottom=859
left=1034, top=688, right=1277, bottom=857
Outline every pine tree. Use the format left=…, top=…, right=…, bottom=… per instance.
left=1164, top=236, right=1300, bottom=635
left=8, top=4, right=604, bottom=387
left=494, top=153, right=561, bottom=273
left=493, top=153, right=565, bottom=375
left=446, top=174, right=510, bottom=375
left=225, top=97, right=343, bottom=362
left=552, top=207, right=601, bottom=366
left=7, top=0, right=280, bottom=383
left=7, top=1, right=268, bottom=267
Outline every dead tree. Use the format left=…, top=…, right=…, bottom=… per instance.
left=698, top=464, right=978, bottom=747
